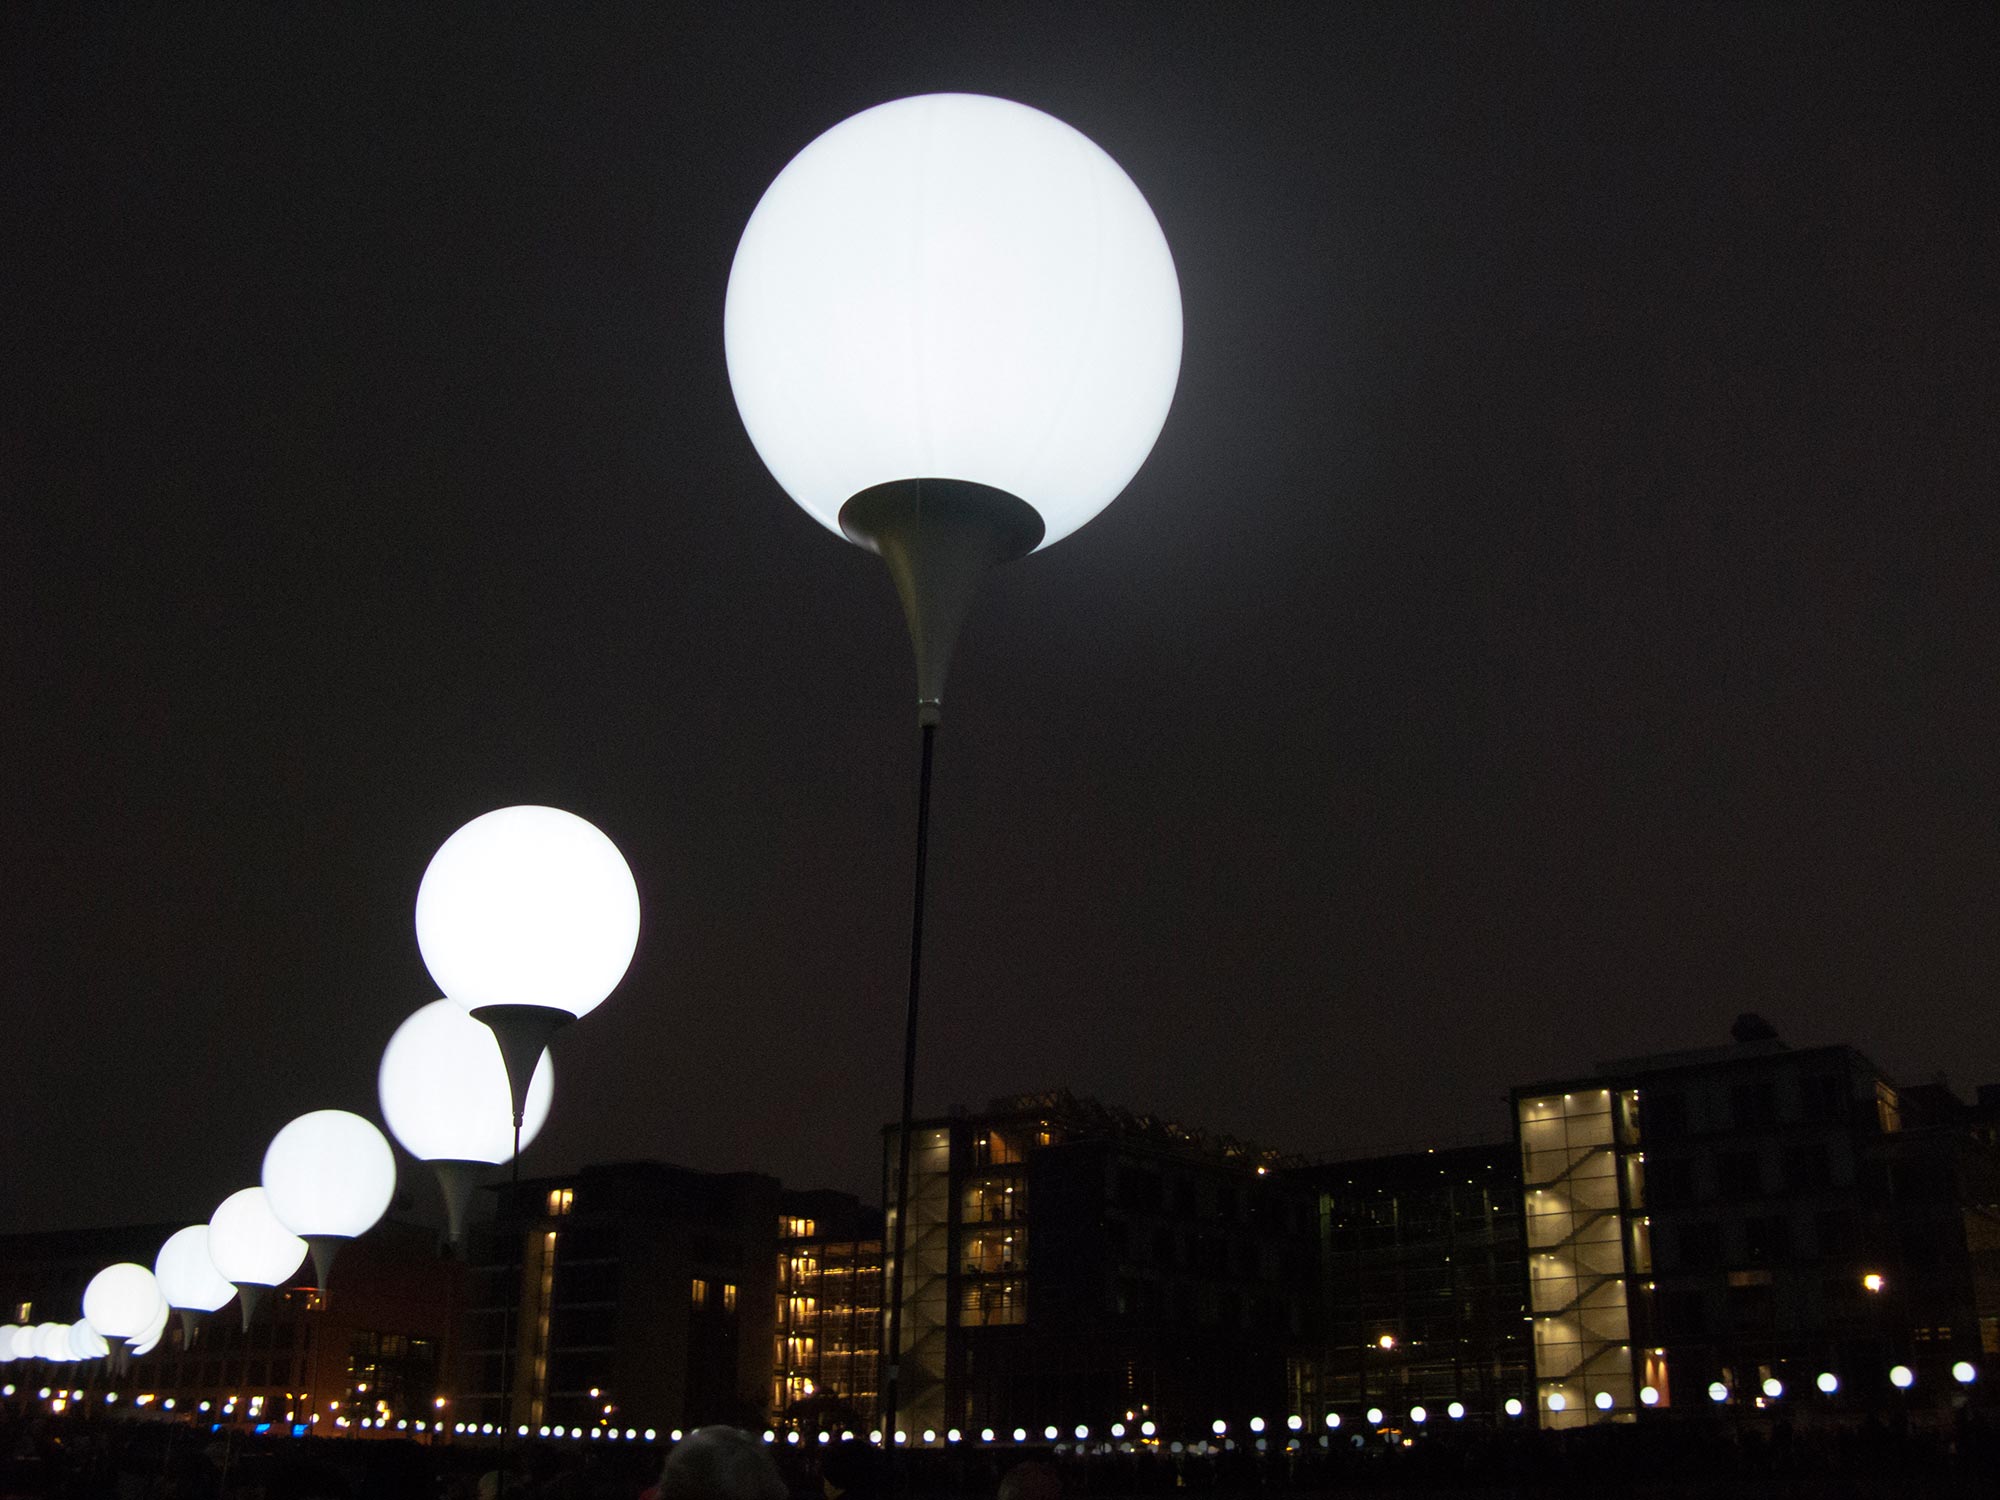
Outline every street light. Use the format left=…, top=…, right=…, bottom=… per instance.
left=207, top=1187, right=307, bottom=1328
left=262, top=1109, right=397, bottom=1288
left=725, top=90, right=1181, bottom=1456
left=378, top=999, right=555, bottom=1243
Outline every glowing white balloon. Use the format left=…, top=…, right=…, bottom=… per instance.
left=6, top=1326, right=34, bottom=1359
left=726, top=93, right=1182, bottom=550
left=263, top=1110, right=397, bottom=1238
left=379, top=999, right=554, bottom=1163
left=0, top=1323, right=15, bottom=1362
left=127, top=1298, right=170, bottom=1356
left=83, top=1264, right=163, bottom=1340
left=67, top=1321, right=110, bottom=1360
left=155, top=1226, right=237, bottom=1313
left=32, top=1323, right=71, bottom=1361
left=207, top=1188, right=307, bottom=1286
left=417, top=806, right=640, bottom=1018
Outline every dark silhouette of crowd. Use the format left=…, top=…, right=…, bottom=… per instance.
left=5, top=1406, right=1998, bottom=1500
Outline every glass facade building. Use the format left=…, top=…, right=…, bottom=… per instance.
left=1517, top=1086, right=1649, bottom=1426
left=1292, top=1144, right=1529, bottom=1422
left=774, top=1192, right=883, bottom=1425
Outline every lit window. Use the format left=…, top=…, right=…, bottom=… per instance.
left=723, top=1283, right=738, bottom=1313
left=547, top=1188, right=574, bottom=1216
left=691, top=1279, right=710, bottom=1309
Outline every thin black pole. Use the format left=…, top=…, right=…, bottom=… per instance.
left=495, top=1117, right=521, bottom=1500
left=881, top=719, right=938, bottom=1482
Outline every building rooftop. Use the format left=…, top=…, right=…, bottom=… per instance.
left=929, top=1086, right=1303, bottom=1168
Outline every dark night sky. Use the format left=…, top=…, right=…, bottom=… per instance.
left=4, top=3, right=1996, bottom=1236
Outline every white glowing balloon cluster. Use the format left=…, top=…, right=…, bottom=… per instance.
left=388, top=805, right=639, bottom=1239
left=0, top=1321, right=111, bottom=1364
left=379, top=999, right=554, bottom=1164
left=7, top=805, right=639, bottom=1358
left=76, top=1263, right=168, bottom=1359
left=155, top=1226, right=237, bottom=1314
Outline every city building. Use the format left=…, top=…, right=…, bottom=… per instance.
left=458, top=1161, right=779, bottom=1433
left=885, top=1089, right=1314, bottom=1436
left=1288, top=1143, right=1529, bottom=1422
left=774, top=1189, right=883, bottom=1428
left=1514, top=1016, right=2000, bottom=1428
left=0, top=1219, right=457, bottom=1432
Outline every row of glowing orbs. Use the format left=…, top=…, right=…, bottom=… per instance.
left=16, top=808, right=629, bottom=1361
left=1696, top=1362, right=1976, bottom=1402
left=0, top=1322, right=113, bottom=1363
left=381, top=803, right=639, bottom=1163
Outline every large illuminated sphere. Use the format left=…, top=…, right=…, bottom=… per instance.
left=208, top=1188, right=308, bottom=1286
left=5, top=1325, right=33, bottom=1359
left=379, top=999, right=554, bottom=1163
left=0, top=1323, right=16, bottom=1362
left=127, top=1296, right=170, bottom=1357
left=725, top=93, right=1182, bottom=549
left=67, top=1321, right=110, bottom=1360
left=155, top=1226, right=238, bottom=1313
left=263, top=1110, right=397, bottom=1238
left=417, top=806, right=641, bottom=1018
left=83, top=1264, right=163, bottom=1340
left=32, top=1323, right=71, bottom=1361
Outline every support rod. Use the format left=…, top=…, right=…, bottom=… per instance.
left=879, top=718, right=937, bottom=1481
left=496, top=1112, right=523, bottom=1500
